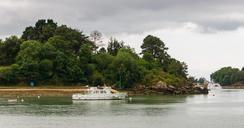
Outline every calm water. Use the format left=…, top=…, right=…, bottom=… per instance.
left=0, top=89, right=244, bottom=128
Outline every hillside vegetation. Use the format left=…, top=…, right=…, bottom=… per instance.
left=0, top=19, right=189, bottom=89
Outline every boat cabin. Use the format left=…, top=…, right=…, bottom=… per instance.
left=85, top=87, right=113, bottom=94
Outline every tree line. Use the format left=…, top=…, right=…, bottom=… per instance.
left=211, top=67, right=244, bottom=86
left=0, top=19, right=189, bottom=88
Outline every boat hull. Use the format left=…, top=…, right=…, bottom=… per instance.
left=72, top=93, right=127, bottom=100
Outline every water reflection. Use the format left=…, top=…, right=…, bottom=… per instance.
left=1, top=90, right=244, bottom=128
left=128, top=95, right=187, bottom=105
left=0, top=95, right=185, bottom=117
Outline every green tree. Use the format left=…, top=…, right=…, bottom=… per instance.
left=55, top=25, right=92, bottom=54
left=16, top=40, right=43, bottom=81
left=53, top=51, right=85, bottom=83
left=79, top=44, right=93, bottom=64
left=188, top=76, right=198, bottom=83
left=107, top=38, right=124, bottom=56
left=39, top=59, right=54, bottom=81
left=141, top=35, right=169, bottom=60
left=47, top=36, right=73, bottom=54
left=167, top=58, right=188, bottom=78
left=198, top=77, right=207, bottom=84
left=90, top=71, right=105, bottom=86
left=232, top=71, right=244, bottom=83
left=92, top=53, right=114, bottom=84
left=0, top=64, right=20, bottom=84
left=22, top=19, right=57, bottom=42
left=15, top=40, right=85, bottom=83
left=0, top=36, right=22, bottom=65
left=211, top=67, right=239, bottom=85
left=92, top=53, right=114, bottom=72
left=110, top=48, right=144, bottom=88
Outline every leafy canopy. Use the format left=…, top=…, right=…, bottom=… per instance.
left=0, top=19, right=189, bottom=88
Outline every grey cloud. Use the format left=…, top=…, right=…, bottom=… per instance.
left=1, top=0, right=244, bottom=36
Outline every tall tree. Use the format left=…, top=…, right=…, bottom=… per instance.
left=107, top=38, right=124, bottom=56
left=22, top=19, right=57, bottom=42
left=141, top=35, right=170, bottom=70
left=141, top=35, right=169, bottom=59
left=55, top=25, right=92, bottom=54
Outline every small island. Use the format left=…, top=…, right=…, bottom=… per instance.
left=0, top=19, right=207, bottom=96
left=211, top=67, right=244, bottom=89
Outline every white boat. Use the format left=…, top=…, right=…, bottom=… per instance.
left=72, top=87, right=127, bottom=100
left=208, top=83, right=222, bottom=90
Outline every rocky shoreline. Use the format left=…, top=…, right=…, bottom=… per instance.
left=130, top=81, right=208, bottom=95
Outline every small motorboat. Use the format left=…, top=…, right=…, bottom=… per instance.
left=208, top=83, right=222, bottom=90
left=72, top=87, right=127, bottom=100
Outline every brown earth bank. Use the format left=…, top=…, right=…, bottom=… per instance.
left=0, top=86, right=89, bottom=97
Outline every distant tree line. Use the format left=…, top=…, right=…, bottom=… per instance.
left=0, top=19, right=189, bottom=88
left=211, top=67, right=244, bottom=86
left=188, top=76, right=208, bottom=84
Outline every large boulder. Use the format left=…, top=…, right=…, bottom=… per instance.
left=152, top=81, right=167, bottom=89
left=168, top=85, right=176, bottom=90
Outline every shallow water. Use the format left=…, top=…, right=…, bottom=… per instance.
left=0, top=89, right=244, bottom=128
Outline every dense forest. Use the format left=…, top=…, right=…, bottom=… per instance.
left=211, top=67, right=244, bottom=86
left=0, top=19, right=189, bottom=88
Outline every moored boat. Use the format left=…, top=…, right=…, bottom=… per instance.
left=72, top=87, right=127, bottom=100
left=208, top=83, right=222, bottom=90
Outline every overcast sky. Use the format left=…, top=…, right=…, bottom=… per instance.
left=1, top=0, right=244, bottom=79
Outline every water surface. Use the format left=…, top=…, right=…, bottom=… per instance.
left=0, top=89, right=244, bottom=128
